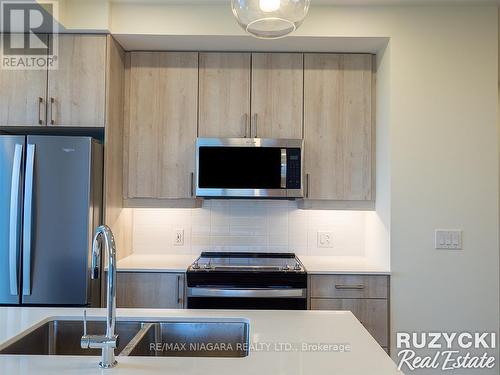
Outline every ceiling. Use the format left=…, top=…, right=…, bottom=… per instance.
left=111, top=0, right=500, bottom=5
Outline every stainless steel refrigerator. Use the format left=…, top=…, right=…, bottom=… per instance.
left=0, top=135, right=103, bottom=306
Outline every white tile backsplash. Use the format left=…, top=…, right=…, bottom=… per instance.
left=132, top=201, right=368, bottom=256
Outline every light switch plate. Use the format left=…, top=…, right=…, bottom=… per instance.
left=435, top=230, right=462, bottom=250
left=174, top=229, right=184, bottom=246
left=318, top=231, right=333, bottom=248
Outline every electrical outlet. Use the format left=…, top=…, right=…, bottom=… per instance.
left=435, top=230, right=462, bottom=250
left=174, top=229, right=184, bottom=246
left=318, top=231, right=333, bottom=248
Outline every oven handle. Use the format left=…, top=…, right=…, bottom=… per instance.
left=187, top=287, right=307, bottom=298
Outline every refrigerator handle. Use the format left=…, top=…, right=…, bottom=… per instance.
left=22, top=144, right=35, bottom=296
left=9, top=144, right=23, bottom=296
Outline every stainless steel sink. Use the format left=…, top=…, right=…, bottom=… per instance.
left=0, top=320, right=144, bottom=356
left=0, top=319, right=250, bottom=358
left=121, top=321, right=249, bottom=358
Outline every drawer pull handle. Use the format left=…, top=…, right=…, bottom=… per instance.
left=335, top=284, right=365, bottom=290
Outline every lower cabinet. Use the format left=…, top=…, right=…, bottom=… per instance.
left=309, top=274, right=390, bottom=353
left=115, top=272, right=185, bottom=309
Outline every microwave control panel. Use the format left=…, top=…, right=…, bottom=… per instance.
left=286, top=148, right=302, bottom=189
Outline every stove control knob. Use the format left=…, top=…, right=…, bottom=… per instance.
left=192, top=262, right=200, bottom=270
left=283, top=264, right=290, bottom=271
left=294, top=262, right=302, bottom=271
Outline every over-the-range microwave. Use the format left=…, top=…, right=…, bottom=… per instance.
left=195, top=138, right=304, bottom=198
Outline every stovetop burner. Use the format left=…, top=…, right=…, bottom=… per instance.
left=188, top=252, right=306, bottom=273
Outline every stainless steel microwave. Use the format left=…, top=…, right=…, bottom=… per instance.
left=195, top=138, right=304, bottom=198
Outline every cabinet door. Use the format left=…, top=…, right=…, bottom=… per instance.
left=310, top=298, right=388, bottom=347
left=0, top=34, right=48, bottom=126
left=304, top=54, right=373, bottom=200
left=251, top=53, right=303, bottom=139
left=198, top=53, right=251, bottom=138
left=126, top=52, right=198, bottom=199
left=47, top=34, right=106, bottom=127
left=116, top=272, right=185, bottom=308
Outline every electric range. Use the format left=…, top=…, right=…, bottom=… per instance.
left=186, top=252, right=307, bottom=310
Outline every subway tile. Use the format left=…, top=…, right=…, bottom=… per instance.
left=132, top=205, right=370, bottom=257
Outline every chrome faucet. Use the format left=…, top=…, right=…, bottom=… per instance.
left=81, top=225, right=119, bottom=369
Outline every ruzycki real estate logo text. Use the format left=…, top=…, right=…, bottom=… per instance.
left=1, top=0, right=59, bottom=70
left=397, top=332, right=497, bottom=372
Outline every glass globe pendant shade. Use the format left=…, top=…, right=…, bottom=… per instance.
left=231, top=0, right=311, bottom=39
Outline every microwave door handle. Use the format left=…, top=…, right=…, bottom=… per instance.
left=9, top=144, right=23, bottom=296
left=22, top=144, right=35, bottom=296
left=280, top=149, right=287, bottom=189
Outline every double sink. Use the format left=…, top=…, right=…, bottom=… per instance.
left=0, top=319, right=250, bottom=358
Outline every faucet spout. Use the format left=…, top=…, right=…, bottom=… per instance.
left=81, top=225, right=119, bottom=369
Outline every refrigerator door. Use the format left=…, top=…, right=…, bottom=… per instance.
left=22, top=136, right=102, bottom=305
left=0, top=136, right=25, bottom=305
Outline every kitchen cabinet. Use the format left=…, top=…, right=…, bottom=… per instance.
left=0, top=34, right=106, bottom=127
left=198, top=52, right=251, bottom=138
left=125, top=52, right=198, bottom=201
left=303, top=54, right=374, bottom=204
left=251, top=53, right=303, bottom=139
left=47, top=34, right=106, bottom=127
left=115, top=272, right=185, bottom=308
left=309, top=274, right=390, bottom=351
left=0, top=35, right=48, bottom=126
left=310, top=298, right=388, bottom=348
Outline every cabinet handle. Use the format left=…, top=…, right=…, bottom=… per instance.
left=244, top=113, right=249, bottom=138
left=253, top=113, right=258, bottom=138
left=38, top=97, right=44, bottom=125
left=305, top=173, right=310, bottom=198
left=335, top=284, right=365, bottom=290
left=176, top=275, right=182, bottom=305
left=190, top=172, right=194, bottom=197
left=49, top=97, right=55, bottom=125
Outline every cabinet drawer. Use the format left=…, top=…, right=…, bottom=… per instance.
left=310, top=298, right=388, bottom=347
left=310, top=275, right=388, bottom=299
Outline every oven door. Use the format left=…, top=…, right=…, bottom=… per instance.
left=186, top=269, right=308, bottom=310
left=195, top=138, right=303, bottom=198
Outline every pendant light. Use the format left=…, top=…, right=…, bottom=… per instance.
left=231, top=0, right=311, bottom=39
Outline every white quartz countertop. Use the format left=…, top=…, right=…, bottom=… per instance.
left=0, top=307, right=401, bottom=375
left=116, top=254, right=196, bottom=272
left=300, top=256, right=390, bottom=275
left=116, top=254, right=390, bottom=275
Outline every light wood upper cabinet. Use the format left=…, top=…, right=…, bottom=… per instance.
left=198, top=53, right=251, bottom=138
left=0, top=34, right=48, bottom=126
left=126, top=52, right=198, bottom=199
left=251, top=53, right=303, bottom=139
left=47, top=34, right=106, bottom=127
left=304, top=54, right=374, bottom=201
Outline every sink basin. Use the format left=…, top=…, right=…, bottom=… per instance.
left=0, top=320, right=143, bottom=356
left=0, top=319, right=250, bottom=358
left=122, top=321, right=249, bottom=358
